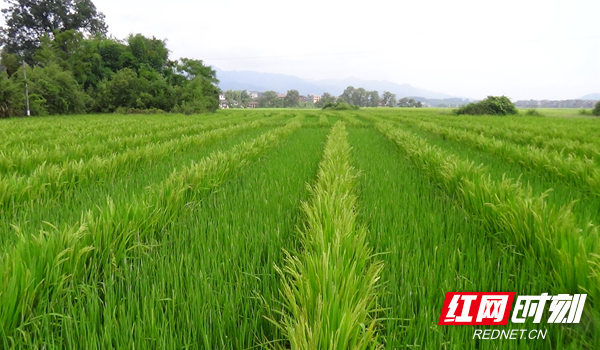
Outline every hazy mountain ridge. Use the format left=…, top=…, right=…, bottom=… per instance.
left=580, top=93, right=600, bottom=100
left=214, top=68, right=456, bottom=99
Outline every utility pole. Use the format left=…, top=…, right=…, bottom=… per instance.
left=22, top=59, right=30, bottom=116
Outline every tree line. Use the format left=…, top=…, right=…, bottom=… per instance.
left=222, top=87, right=424, bottom=109
left=0, top=0, right=220, bottom=118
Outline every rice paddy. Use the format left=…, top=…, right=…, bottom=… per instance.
left=0, top=108, right=599, bottom=349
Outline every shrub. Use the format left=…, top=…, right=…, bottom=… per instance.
left=322, top=101, right=359, bottom=111
left=455, top=96, right=517, bottom=116
left=524, top=109, right=544, bottom=117
left=593, top=101, right=600, bottom=116
left=579, top=109, right=591, bottom=115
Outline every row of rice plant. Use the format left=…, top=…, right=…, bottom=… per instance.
left=0, top=120, right=302, bottom=345
left=317, top=113, right=329, bottom=126
left=0, top=114, right=268, bottom=175
left=386, top=110, right=600, bottom=143
left=0, top=117, right=285, bottom=218
left=0, top=110, right=255, bottom=148
left=374, top=122, right=600, bottom=327
left=45, top=127, right=330, bottom=349
left=337, top=112, right=364, bottom=126
left=269, top=121, right=384, bottom=349
left=409, top=116, right=600, bottom=161
left=348, top=127, right=576, bottom=349
left=392, top=117, right=600, bottom=196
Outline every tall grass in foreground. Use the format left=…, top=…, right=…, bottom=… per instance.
left=375, top=122, right=600, bottom=331
left=0, top=120, right=301, bottom=345
left=269, top=122, right=384, bottom=349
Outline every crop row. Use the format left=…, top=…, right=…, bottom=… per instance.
left=0, top=111, right=263, bottom=152
left=397, top=113, right=600, bottom=145
left=0, top=113, right=263, bottom=155
left=0, top=115, right=272, bottom=175
left=270, top=122, right=383, bottom=349
left=374, top=122, right=600, bottom=315
left=0, top=117, right=283, bottom=218
left=0, top=120, right=302, bottom=344
left=407, top=116, right=600, bottom=160
left=393, top=117, right=600, bottom=196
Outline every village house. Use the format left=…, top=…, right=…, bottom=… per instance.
left=219, top=94, right=228, bottom=109
left=307, top=94, right=321, bottom=104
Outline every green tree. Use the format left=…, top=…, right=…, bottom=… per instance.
left=340, top=86, right=355, bottom=105
left=354, top=87, right=367, bottom=106
left=594, top=101, right=600, bottom=116
left=223, top=90, right=251, bottom=108
left=382, top=91, right=396, bottom=107
left=367, top=90, right=379, bottom=107
left=1, top=0, right=107, bottom=62
left=0, top=70, right=23, bottom=117
left=284, top=89, right=299, bottom=108
left=315, top=92, right=335, bottom=108
left=94, top=68, right=140, bottom=112
left=0, top=49, right=20, bottom=76
left=15, top=63, right=87, bottom=115
left=34, top=30, right=97, bottom=88
left=258, top=91, right=278, bottom=108
left=127, top=34, right=169, bottom=72
left=397, top=97, right=409, bottom=107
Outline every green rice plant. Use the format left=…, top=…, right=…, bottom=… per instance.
left=0, top=121, right=302, bottom=342
left=394, top=118, right=600, bottom=196
left=0, top=115, right=269, bottom=175
left=348, top=127, right=581, bottom=349
left=269, top=122, right=384, bottom=350
left=317, top=113, right=329, bottom=126
left=374, top=122, right=600, bottom=319
left=337, top=113, right=363, bottom=126
left=400, top=116, right=600, bottom=161
left=406, top=112, right=600, bottom=145
left=0, top=118, right=282, bottom=217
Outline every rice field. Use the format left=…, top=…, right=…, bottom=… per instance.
left=0, top=108, right=599, bottom=349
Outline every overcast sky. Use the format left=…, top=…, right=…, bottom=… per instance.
left=4, top=0, right=600, bottom=100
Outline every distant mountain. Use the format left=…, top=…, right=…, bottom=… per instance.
left=214, top=67, right=458, bottom=100
left=581, top=93, right=600, bottom=100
